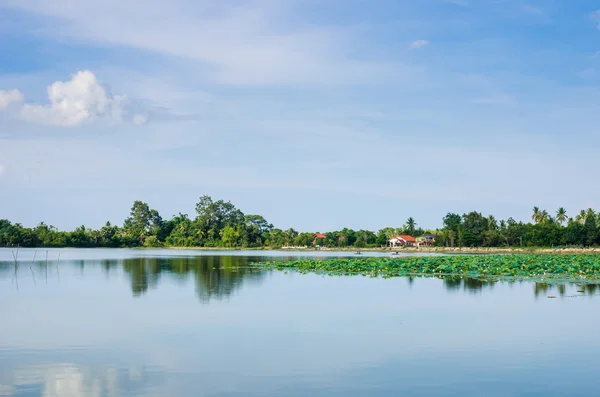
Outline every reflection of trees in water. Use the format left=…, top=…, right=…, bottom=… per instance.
left=533, top=282, right=599, bottom=298
left=4, top=258, right=600, bottom=300
left=120, top=256, right=266, bottom=302
left=535, top=282, right=561, bottom=298
left=442, top=277, right=497, bottom=294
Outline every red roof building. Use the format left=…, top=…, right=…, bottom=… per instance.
left=389, top=235, right=416, bottom=247
left=397, top=235, right=416, bottom=243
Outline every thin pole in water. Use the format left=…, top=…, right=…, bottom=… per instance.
left=30, top=250, right=38, bottom=285
left=11, top=246, right=19, bottom=285
left=56, top=252, right=61, bottom=283
left=45, top=250, right=49, bottom=284
left=12, top=246, right=19, bottom=268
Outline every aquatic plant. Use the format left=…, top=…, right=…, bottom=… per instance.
left=252, top=255, right=600, bottom=282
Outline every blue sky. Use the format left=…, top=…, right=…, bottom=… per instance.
left=0, top=0, right=599, bottom=232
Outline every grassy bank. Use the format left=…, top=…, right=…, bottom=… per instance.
left=252, top=254, right=600, bottom=282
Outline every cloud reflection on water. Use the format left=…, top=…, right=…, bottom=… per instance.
left=0, top=362, right=164, bottom=397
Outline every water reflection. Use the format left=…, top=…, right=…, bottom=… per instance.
left=2, top=256, right=600, bottom=301
left=1, top=362, right=163, bottom=397
left=0, top=256, right=267, bottom=304
left=534, top=282, right=600, bottom=298
left=2, top=253, right=600, bottom=397
left=442, top=276, right=498, bottom=294
left=120, top=256, right=265, bottom=302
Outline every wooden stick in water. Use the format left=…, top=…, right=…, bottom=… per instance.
left=12, top=247, right=19, bottom=268
left=30, top=250, right=38, bottom=285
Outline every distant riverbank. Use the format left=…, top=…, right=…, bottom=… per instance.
left=4, top=245, right=598, bottom=255
left=164, top=246, right=600, bottom=255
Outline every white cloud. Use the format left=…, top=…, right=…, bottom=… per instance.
left=0, top=89, right=24, bottom=109
left=0, top=164, right=5, bottom=177
left=409, top=40, right=429, bottom=50
left=0, top=71, right=147, bottom=127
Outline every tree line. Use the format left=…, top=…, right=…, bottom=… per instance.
left=1, top=197, right=599, bottom=248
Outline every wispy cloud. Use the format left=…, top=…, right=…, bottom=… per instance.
left=471, top=93, right=515, bottom=105
left=592, top=10, right=600, bottom=29
left=0, top=164, right=5, bottom=178
left=1, top=0, right=396, bottom=86
left=445, top=0, right=469, bottom=6
left=521, top=4, right=543, bottom=16
left=409, top=40, right=429, bottom=50
left=0, top=70, right=147, bottom=127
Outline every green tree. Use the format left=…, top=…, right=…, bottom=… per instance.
left=584, top=216, right=598, bottom=247
left=195, top=196, right=244, bottom=231
left=461, top=212, right=488, bottom=247
left=405, top=217, right=417, bottom=235
left=295, top=233, right=314, bottom=247
left=556, top=207, right=567, bottom=225
left=532, top=207, right=540, bottom=224
left=283, top=228, right=299, bottom=246
left=576, top=210, right=587, bottom=224
left=123, top=201, right=162, bottom=245
left=443, top=213, right=461, bottom=233
left=221, top=226, right=241, bottom=247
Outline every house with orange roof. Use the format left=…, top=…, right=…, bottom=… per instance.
left=389, top=235, right=416, bottom=247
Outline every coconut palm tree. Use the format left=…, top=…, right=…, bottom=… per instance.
left=487, top=215, right=497, bottom=231
left=532, top=207, right=540, bottom=224
left=556, top=207, right=567, bottom=225
left=539, top=210, right=549, bottom=224
left=586, top=208, right=596, bottom=221
left=576, top=210, right=587, bottom=224
left=405, top=217, right=417, bottom=235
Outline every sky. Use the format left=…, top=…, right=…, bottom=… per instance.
left=0, top=0, right=599, bottom=232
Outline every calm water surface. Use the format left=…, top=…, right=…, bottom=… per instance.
left=1, top=248, right=599, bottom=397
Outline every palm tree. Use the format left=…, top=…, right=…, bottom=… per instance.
left=405, top=217, right=417, bottom=235
left=576, top=210, right=587, bottom=224
left=539, top=210, right=549, bottom=224
left=532, top=207, right=540, bottom=224
left=586, top=208, right=596, bottom=221
left=556, top=207, right=567, bottom=225
left=487, top=215, right=497, bottom=231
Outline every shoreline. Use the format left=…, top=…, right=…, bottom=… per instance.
left=162, top=246, right=600, bottom=255
left=3, top=246, right=599, bottom=255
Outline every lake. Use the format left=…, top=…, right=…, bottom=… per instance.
left=1, top=248, right=599, bottom=397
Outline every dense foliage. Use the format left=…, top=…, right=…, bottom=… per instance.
left=255, top=255, right=600, bottom=281
left=435, top=208, right=600, bottom=248
left=2, top=198, right=600, bottom=249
